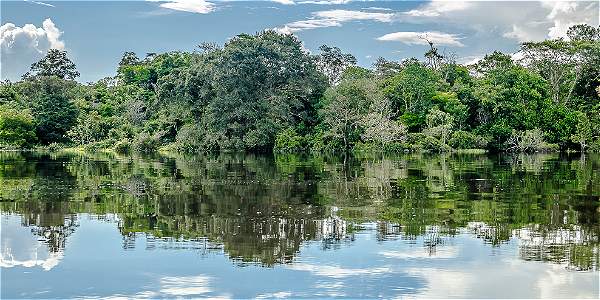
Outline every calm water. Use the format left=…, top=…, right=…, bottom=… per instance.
left=1, top=151, right=598, bottom=299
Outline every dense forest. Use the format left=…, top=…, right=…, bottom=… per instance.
left=1, top=24, right=599, bottom=154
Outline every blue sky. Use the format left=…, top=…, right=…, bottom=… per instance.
left=1, top=1, right=598, bottom=82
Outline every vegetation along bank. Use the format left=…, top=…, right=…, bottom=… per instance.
left=1, top=25, right=599, bottom=154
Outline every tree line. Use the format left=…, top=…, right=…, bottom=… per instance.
left=1, top=24, right=599, bottom=154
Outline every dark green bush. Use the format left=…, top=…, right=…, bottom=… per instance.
left=449, top=130, right=489, bottom=149
left=588, top=139, right=600, bottom=152
left=173, top=124, right=204, bottom=153
left=132, top=133, right=159, bottom=153
left=274, top=128, right=306, bottom=153
left=114, top=139, right=131, bottom=153
left=422, top=136, right=451, bottom=153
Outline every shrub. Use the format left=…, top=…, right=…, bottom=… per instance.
left=0, top=106, right=37, bottom=148
left=422, top=136, right=451, bottom=153
left=173, top=124, right=204, bottom=153
left=588, top=139, right=600, bottom=152
left=449, top=131, right=489, bottom=149
left=47, top=142, right=63, bottom=152
left=400, top=113, right=425, bottom=132
left=114, top=139, right=131, bottom=153
left=83, top=142, right=102, bottom=152
left=405, top=133, right=427, bottom=150
left=505, top=129, right=556, bottom=153
left=352, top=142, right=376, bottom=153
left=132, top=133, right=159, bottom=153
left=383, top=142, right=412, bottom=153
left=274, top=128, right=306, bottom=153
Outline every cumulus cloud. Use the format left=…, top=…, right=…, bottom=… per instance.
left=275, top=9, right=394, bottom=33
left=147, top=0, right=215, bottom=14
left=0, top=18, right=65, bottom=80
left=377, top=31, right=464, bottom=47
left=402, top=0, right=599, bottom=42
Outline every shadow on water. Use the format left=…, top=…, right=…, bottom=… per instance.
left=1, top=151, right=598, bottom=270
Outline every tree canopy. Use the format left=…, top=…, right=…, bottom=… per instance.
left=1, top=25, right=599, bottom=154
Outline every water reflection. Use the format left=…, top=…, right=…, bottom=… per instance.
left=1, top=151, right=598, bottom=298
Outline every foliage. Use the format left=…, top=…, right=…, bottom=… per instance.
left=67, top=111, right=104, bottom=146
left=274, top=128, right=306, bottom=153
left=384, top=61, right=439, bottom=116
left=114, top=139, right=131, bottom=153
left=449, top=131, right=488, bottom=149
left=571, top=112, right=593, bottom=151
left=424, top=106, right=454, bottom=145
left=318, top=78, right=375, bottom=150
left=505, top=129, right=557, bottom=153
left=26, top=49, right=80, bottom=80
left=0, top=106, right=37, bottom=148
left=315, top=45, right=357, bottom=85
left=132, top=133, right=159, bottom=153
left=172, top=124, right=204, bottom=153
left=19, top=76, right=78, bottom=144
left=1, top=25, right=598, bottom=154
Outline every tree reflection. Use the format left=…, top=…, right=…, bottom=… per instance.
left=0, top=151, right=598, bottom=270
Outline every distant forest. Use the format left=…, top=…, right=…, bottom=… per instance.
left=1, top=24, right=599, bottom=154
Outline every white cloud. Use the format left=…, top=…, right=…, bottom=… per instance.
left=458, top=55, right=484, bottom=65
left=148, top=0, right=215, bottom=14
left=0, top=215, right=65, bottom=271
left=377, top=31, right=464, bottom=47
left=365, top=7, right=393, bottom=11
left=541, top=0, right=598, bottom=39
left=256, top=291, right=293, bottom=299
left=405, top=0, right=471, bottom=17
left=275, top=9, right=394, bottom=33
left=0, top=18, right=65, bottom=80
left=273, top=0, right=352, bottom=4
left=314, top=9, right=393, bottom=22
left=402, top=0, right=599, bottom=43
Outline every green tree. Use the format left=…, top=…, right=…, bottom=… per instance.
left=202, top=31, right=326, bottom=151
left=319, top=78, right=374, bottom=150
left=20, top=77, right=78, bottom=144
left=384, top=61, right=439, bottom=119
left=315, top=45, right=357, bottom=85
left=26, top=49, right=80, bottom=80
left=520, top=25, right=599, bottom=106
left=0, top=106, right=37, bottom=148
left=361, top=97, right=407, bottom=150
left=473, top=64, right=551, bottom=150
left=424, top=106, right=454, bottom=145
left=67, top=111, right=104, bottom=146
left=571, top=112, right=592, bottom=152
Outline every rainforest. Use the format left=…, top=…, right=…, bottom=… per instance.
left=1, top=24, right=599, bottom=155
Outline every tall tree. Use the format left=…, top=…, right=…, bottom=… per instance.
left=383, top=61, right=439, bottom=116
left=315, top=45, right=357, bottom=85
left=20, top=77, right=78, bottom=144
left=26, top=49, right=80, bottom=80
left=319, top=78, right=375, bottom=150
left=520, top=25, right=600, bottom=106
left=202, top=31, right=326, bottom=150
